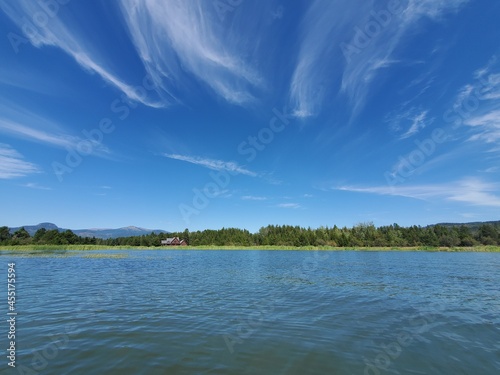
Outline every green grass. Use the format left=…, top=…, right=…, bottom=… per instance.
left=1, top=244, right=499, bottom=252
left=0, top=245, right=151, bottom=251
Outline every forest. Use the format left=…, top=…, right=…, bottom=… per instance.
left=1, top=222, right=499, bottom=248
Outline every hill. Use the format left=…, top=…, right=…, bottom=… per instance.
left=8, top=223, right=168, bottom=239
left=430, top=220, right=500, bottom=232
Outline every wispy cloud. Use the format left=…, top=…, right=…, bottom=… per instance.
left=214, top=189, right=233, bottom=198
left=0, top=118, right=110, bottom=157
left=401, top=110, right=431, bottom=139
left=163, top=153, right=257, bottom=177
left=387, top=107, right=433, bottom=139
left=0, top=1, right=163, bottom=108
left=241, top=195, right=268, bottom=201
left=0, top=102, right=112, bottom=157
left=290, top=0, right=469, bottom=118
left=464, top=109, right=500, bottom=145
left=400, top=0, right=469, bottom=24
left=1, top=119, right=75, bottom=149
left=289, top=0, right=366, bottom=118
left=342, top=0, right=468, bottom=116
left=480, top=166, right=499, bottom=173
left=21, top=182, right=52, bottom=190
left=276, top=203, right=301, bottom=209
left=337, top=177, right=500, bottom=207
left=0, top=144, right=39, bottom=179
left=455, top=58, right=500, bottom=148
left=119, top=0, right=265, bottom=106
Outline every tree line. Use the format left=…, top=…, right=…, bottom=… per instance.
left=1, top=222, right=499, bottom=247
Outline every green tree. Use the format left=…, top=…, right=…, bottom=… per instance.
left=0, top=226, right=11, bottom=244
left=11, top=227, right=31, bottom=245
left=476, top=224, right=498, bottom=245
left=13, top=227, right=30, bottom=239
left=439, top=234, right=460, bottom=247
left=62, top=230, right=79, bottom=244
left=182, top=228, right=190, bottom=245
left=33, top=228, right=47, bottom=243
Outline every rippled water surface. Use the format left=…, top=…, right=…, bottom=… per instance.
left=4, top=250, right=500, bottom=374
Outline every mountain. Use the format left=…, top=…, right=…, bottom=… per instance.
left=8, top=220, right=499, bottom=239
left=430, top=220, right=500, bottom=231
left=9, top=222, right=59, bottom=236
left=72, top=226, right=168, bottom=239
left=8, top=223, right=168, bottom=239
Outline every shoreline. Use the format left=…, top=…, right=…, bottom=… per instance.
left=1, top=245, right=499, bottom=252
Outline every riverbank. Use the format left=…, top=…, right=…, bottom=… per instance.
left=1, top=245, right=499, bottom=252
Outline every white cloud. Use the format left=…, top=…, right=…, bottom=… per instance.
left=0, top=119, right=76, bottom=149
left=277, top=203, right=301, bottom=209
left=464, top=109, right=500, bottom=144
left=456, top=58, right=500, bottom=147
left=0, top=144, right=39, bottom=179
left=1, top=1, right=163, bottom=108
left=163, top=153, right=257, bottom=177
left=481, top=166, right=499, bottom=173
left=480, top=74, right=500, bottom=100
left=456, top=62, right=500, bottom=107
left=289, top=0, right=469, bottom=118
left=0, top=102, right=112, bottom=157
left=22, top=182, right=51, bottom=190
left=0, top=118, right=110, bottom=157
left=387, top=108, right=432, bottom=139
left=402, top=110, right=431, bottom=139
left=343, top=0, right=468, bottom=116
left=119, top=0, right=264, bottom=106
left=241, top=196, right=268, bottom=201
left=215, top=190, right=233, bottom=198
left=400, top=0, right=469, bottom=24
left=337, top=177, right=500, bottom=207
left=289, top=0, right=365, bottom=118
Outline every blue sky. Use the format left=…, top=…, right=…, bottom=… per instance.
left=1, top=0, right=499, bottom=232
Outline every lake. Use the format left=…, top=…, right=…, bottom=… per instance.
left=3, top=250, right=499, bottom=374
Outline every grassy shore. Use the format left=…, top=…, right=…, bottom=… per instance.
left=0, top=244, right=499, bottom=252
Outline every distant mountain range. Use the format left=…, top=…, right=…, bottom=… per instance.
left=431, top=220, right=500, bottom=231
left=7, top=220, right=499, bottom=240
left=8, top=222, right=168, bottom=239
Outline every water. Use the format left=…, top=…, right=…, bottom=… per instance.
left=2, top=250, right=499, bottom=374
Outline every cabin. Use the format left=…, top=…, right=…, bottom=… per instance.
left=161, top=237, right=188, bottom=246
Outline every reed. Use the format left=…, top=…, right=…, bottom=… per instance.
left=1, top=245, right=498, bottom=252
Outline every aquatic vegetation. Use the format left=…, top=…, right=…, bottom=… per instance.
left=0, top=245, right=498, bottom=252
left=82, top=253, right=128, bottom=259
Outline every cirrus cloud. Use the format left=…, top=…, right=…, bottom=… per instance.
left=0, top=144, right=39, bottom=179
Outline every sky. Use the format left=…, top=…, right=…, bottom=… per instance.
left=0, top=0, right=499, bottom=232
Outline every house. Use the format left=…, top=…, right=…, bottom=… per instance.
left=161, top=237, right=188, bottom=246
